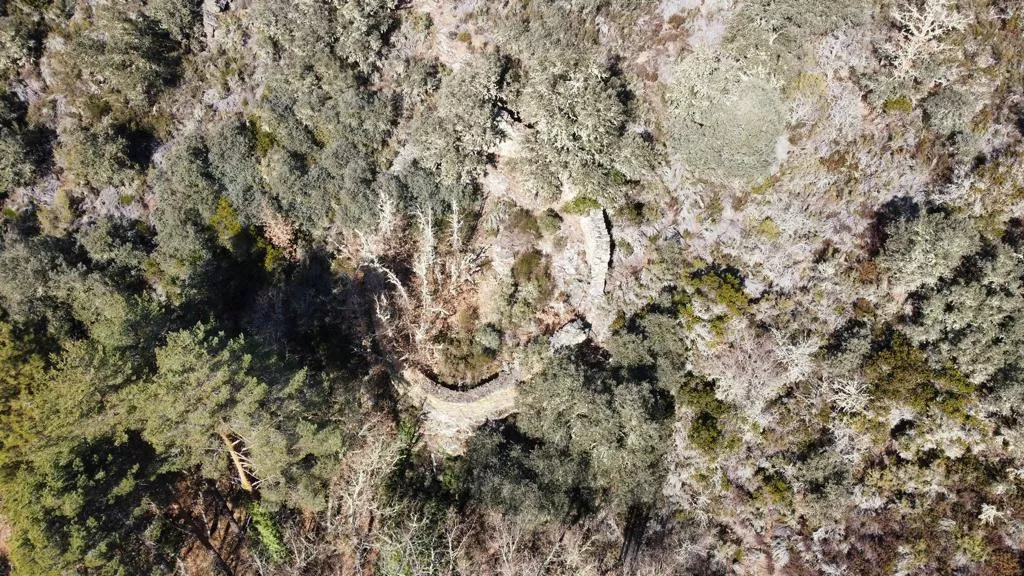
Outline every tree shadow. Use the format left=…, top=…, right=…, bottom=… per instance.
left=864, top=195, right=920, bottom=257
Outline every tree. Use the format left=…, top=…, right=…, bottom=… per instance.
left=516, top=351, right=673, bottom=514
left=409, top=56, right=506, bottom=186
left=665, top=51, right=787, bottom=182
left=76, top=217, right=151, bottom=285
left=250, top=0, right=397, bottom=75
left=903, top=242, right=1024, bottom=386
left=127, top=324, right=347, bottom=510
left=333, top=0, right=399, bottom=73
left=0, top=322, right=46, bottom=465
left=877, top=209, right=980, bottom=292
left=0, top=338, right=167, bottom=576
left=245, top=45, right=395, bottom=234
left=149, top=134, right=221, bottom=296
left=884, top=0, right=969, bottom=83
left=128, top=325, right=271, bottom=476
left=0, top=225, right=162, bottom=350
left=205, top=118, right=266, bottom=225
left=512, top=61, right=651, bottom=202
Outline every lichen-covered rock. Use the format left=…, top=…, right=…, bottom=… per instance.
left=579, top=209, right=611, bottom=298
left=550, top=319, right=589, bottom=350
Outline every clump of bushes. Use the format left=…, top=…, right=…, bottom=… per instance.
left=435, top=324, right=503, bottom=385
left=724, top=0, right=870, bottom=77
left=680, top=376, right=736, bottom=454
left=537, top=209, right=563, bottom=235
left=511, top=249, right=553, bottom=295
left=507, top=207, right=541, bottom=238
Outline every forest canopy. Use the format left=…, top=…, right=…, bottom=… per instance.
left=2, top=1, right=1024, bottom=575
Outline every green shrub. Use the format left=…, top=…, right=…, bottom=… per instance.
left=247, top=117, right=277, bottom=158
left=756, top=217, right=781, bottom=240
left=36, top=189, right=79, bottom=237
left=691, top=267, right=749, bottom=316
left=209, top=198, right=243, bottom=245
left=899, top=239, right=1024, bottom=389
left=510, top=56, right=651, bottom=201
left=148, top=136, right=224, bottom=297
left=758, top=472, right=793, bottom=505
left=333, top=0, right=399, bottom=72
left=248, top=502, right=287, bottom=563
left=255, top=237, right=286, bottom=275
left=435, top=336, right=500, bottom=385
left=883, top=96, right=914, bottom=114
left=247, top=57, right=395, bottom=235
left=561, top=196, right=601, bottom=215
left=144, top=0, right=202, bottom=48
left=677, top=377, right=729, bottom=419
left=473, top=324, right=503, bottom=352
left=689, top=412, right=723, bottom=453
left=518, top=67, right=627, bottom=169
left=76, top=218, right=149, bottom=280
